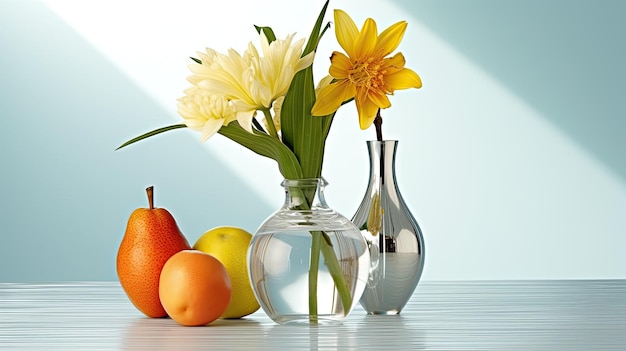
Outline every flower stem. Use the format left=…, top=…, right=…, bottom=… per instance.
left=308, top=230, right=352, bottom=323
left=309, top=232, right=321, bottom=323
left=374, top=109, right=383, bottom=141
left=262, top=108, right=279, bottom=139
left=291, top=184, right=353, bottom=323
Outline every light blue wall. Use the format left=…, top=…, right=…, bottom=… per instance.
left=1, top=0, right=624, bottom=282
left=0, top=2, right=272, bottom=282
left=392, top=0, right=625, bottom=180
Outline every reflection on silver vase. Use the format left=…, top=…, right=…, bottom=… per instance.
left=352, top=140, right=425, bottom=314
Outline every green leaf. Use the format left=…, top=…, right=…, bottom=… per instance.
left=218, top=122, right=303, bottom=179
left=282, top=70, right=334, bottom=179
left=254, top=25, right=277, bottom=43
left=116, top=124, right=187, bottom=150
left=280, top=0, right=334, bottom=179
left=190, top=57, right=202, bottom=64
left=319, top=231, right=353, bottom=315
left=302, top=0, right=330, bottom=55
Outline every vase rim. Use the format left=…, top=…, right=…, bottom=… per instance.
left=366, top=139, right=398, bottom=143
left=280, top=177, right=328, bottom=188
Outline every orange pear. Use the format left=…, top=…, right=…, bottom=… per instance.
left=116, top=186, right=191, bottom=317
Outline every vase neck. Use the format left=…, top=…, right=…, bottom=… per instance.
left=281, top=178, right=329, bottom=211
left=367, top=140, right=398, bottom=185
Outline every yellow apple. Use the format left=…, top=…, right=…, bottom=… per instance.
left=193, top=226, right=260, bottom=319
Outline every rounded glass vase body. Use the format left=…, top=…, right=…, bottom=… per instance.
left=248, top=178, right=370, bottom=325
left=352, top=140, right=425, bottom=315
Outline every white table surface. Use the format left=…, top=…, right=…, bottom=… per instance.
left=1, top=280, right=625, bottom=350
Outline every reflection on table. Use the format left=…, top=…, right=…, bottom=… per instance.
left=1, top=280, right=625, bottom=350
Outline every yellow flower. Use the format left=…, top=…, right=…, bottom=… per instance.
left=177, top=87, right=236, bottom=142
left=315, top=75, right=334, bottom=95
left=312, top=9, right=422, bottom=130
left=188, top=33, right=314, bottom=133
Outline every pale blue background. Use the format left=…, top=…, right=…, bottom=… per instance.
left=1, top=0, right=624, bottom=282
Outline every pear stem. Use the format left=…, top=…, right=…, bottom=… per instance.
left=146, top=186, right=155, bottom=209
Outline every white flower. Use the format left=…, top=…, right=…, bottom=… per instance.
left=187, top=32, right=314, bottom=133
left=177, top=87, right=236, bottom=142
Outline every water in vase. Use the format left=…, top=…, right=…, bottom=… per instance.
left=248, top=229, right=369, bottom=324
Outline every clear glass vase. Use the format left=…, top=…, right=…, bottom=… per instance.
left=247, top=178, right=370, bottom=325
left=352, top=140, right=426, bottom=315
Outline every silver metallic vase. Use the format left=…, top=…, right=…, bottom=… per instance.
left=352, top=140, right=425, bottom=315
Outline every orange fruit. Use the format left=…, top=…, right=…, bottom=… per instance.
left=159, top=250, right=232, bottom=326
left=117, top=186, right=191, bottom=318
